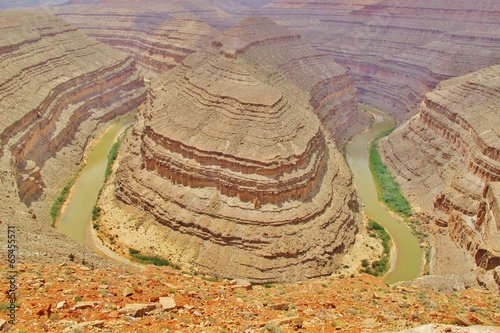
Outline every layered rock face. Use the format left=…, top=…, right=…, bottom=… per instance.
left=111, top=17, right=360, bottom=283
left=56, top=6, right=217, bottom=77
left=0, top=11, right=145, bottom=220
left=241, top=0, right=500, bottom=121
left=380, top=66, right=500, bottom=285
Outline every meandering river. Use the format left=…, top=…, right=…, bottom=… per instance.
left=56, top=109, right=421, bottom=283
left=346, top=107, right=422, bottom=284
left=56, top=118, right=132, bottom=244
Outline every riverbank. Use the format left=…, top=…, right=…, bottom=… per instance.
left=55, top=116, right=133, bottom=244
left=53, top=104, right=421, bottom=282
left=346, top=106, right=422, bottom=284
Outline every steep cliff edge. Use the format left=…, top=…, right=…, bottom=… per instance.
left=0, top=11, right=145, bottom=266
left=98, top=17, right=361, bottom=283
left=380, top=65, right=500, bottom=292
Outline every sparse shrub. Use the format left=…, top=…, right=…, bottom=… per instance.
left=92, top=206, right=101, bottom=221
left=361, top=220, right=391, bottom=277
left=128, top=247, right=180, bottom=269
left=263, top=322, right=283, bottom=333
left=50, top=177, right=76, bottom=225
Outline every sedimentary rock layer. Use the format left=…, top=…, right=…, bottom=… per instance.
left=240, top=0, right=500, bottom=121
left=0, top=11, right=145, bottom=218
left=380, top=65, right=500, bottom=282
left=112, top=17, right=360, bottom=283
left=55, top=2, right=363, bottom=141
left=56, top=7, right=217, bottom=76
left=17, top=0, right=500, bottom=122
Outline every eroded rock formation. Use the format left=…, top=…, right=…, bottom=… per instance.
left=50, top=0, right=500, bottom=123
left=0, top=11, right=145, bottom=264
left=56, top=6, right=217, bottom=77
left=380, top=65, right=500, bottom=290
left=107, top=17, right=360, bottom=283
left=239, top=0, right=500, bottom=121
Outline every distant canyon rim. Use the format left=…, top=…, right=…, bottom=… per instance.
left=0, top=0, right=499, bottom=291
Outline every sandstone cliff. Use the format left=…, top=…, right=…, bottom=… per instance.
left=54, top=2, right=365, bottom=141
left=239, top=0, right=500, bottom=121
left=19, top=1, right=500, bottom=122
left=100, top=17, right=361, bottom=283
left=0, top=11, right=145, bottom=266
left=55, top=6, right=217, bottom=77
left=380, top=65, right=500, bottom=292
left=51, top=0, right=500, bottom=123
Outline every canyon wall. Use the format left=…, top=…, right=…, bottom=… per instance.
left=239, top=0, right=500, bottom=122
left=380, top=65, right=500, bottom=289
left=55, top=6, right=217, bottom=77
left=103, top=17, right=361, bottom=283
left=0, top=11, right=145, bottom=265
left=53, top=0, right=500, bottom=123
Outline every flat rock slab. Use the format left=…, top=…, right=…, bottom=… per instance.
left=119, top=303, right=156, bottom=317
left=159, top=297, right=176, bottom=311
left=62, top=320, right=104, bottom=333
left=73, top=301, right=99, bottom=310
left=229, top=279, right=252, bottom=291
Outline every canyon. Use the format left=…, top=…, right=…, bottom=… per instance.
left=0, top=10, right=145, bottom=266
left=55, top=5, right=218, bottom=77
left=238, top=0, right=500, bottom=122
left=0, top=1, right=499, bottom=332
left=98, top=17, right=362, bottom=283
left=380, top=65, right=500, bottom=292
left=48, top=0, right=500, bottom=124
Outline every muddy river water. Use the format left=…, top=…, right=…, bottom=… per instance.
left=346, top=108, right=422, bottom=284
left=56, top=119, right=131, bottom=243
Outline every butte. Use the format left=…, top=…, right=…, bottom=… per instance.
left=98, top=17, right=361, bottom=283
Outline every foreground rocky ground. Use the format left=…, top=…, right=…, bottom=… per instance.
left=1, top=263, right=499, bottom=333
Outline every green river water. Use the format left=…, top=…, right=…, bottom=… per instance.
left=346, top=108, right=422, bottom=284
left=56, top=119, right=130, bottom=244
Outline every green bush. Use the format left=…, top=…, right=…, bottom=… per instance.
left=92, top=206, right=101, bottom=221
left=50, top=178, right=76, bottom=225
left=128, top=248, right=180, bottom=269
left=369, top=141, right=412, bottom=217
left=104, top=141, right=120, bottom=180
left=362, top=220, right=391, bottom=277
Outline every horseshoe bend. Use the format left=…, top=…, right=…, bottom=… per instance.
left=98, top=17, right=361, bottom=283
left=2, top=2, right=500, bottom=332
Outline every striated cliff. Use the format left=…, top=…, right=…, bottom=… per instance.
left=49, top=1, right=500, bottom=122
left=55, top=6, right=217, bottom=77
left=99, top=17, right=361, bottom=283
left=240, top=0, right=500, bottom=122
left=0, top=11, right=145, bottom=265
left=380, top=65, right=500, bottom=291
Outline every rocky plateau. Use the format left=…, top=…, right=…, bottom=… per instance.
left=0, top=1, right=499, bottom=332
left=1, top=262, right=499, bottom=332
